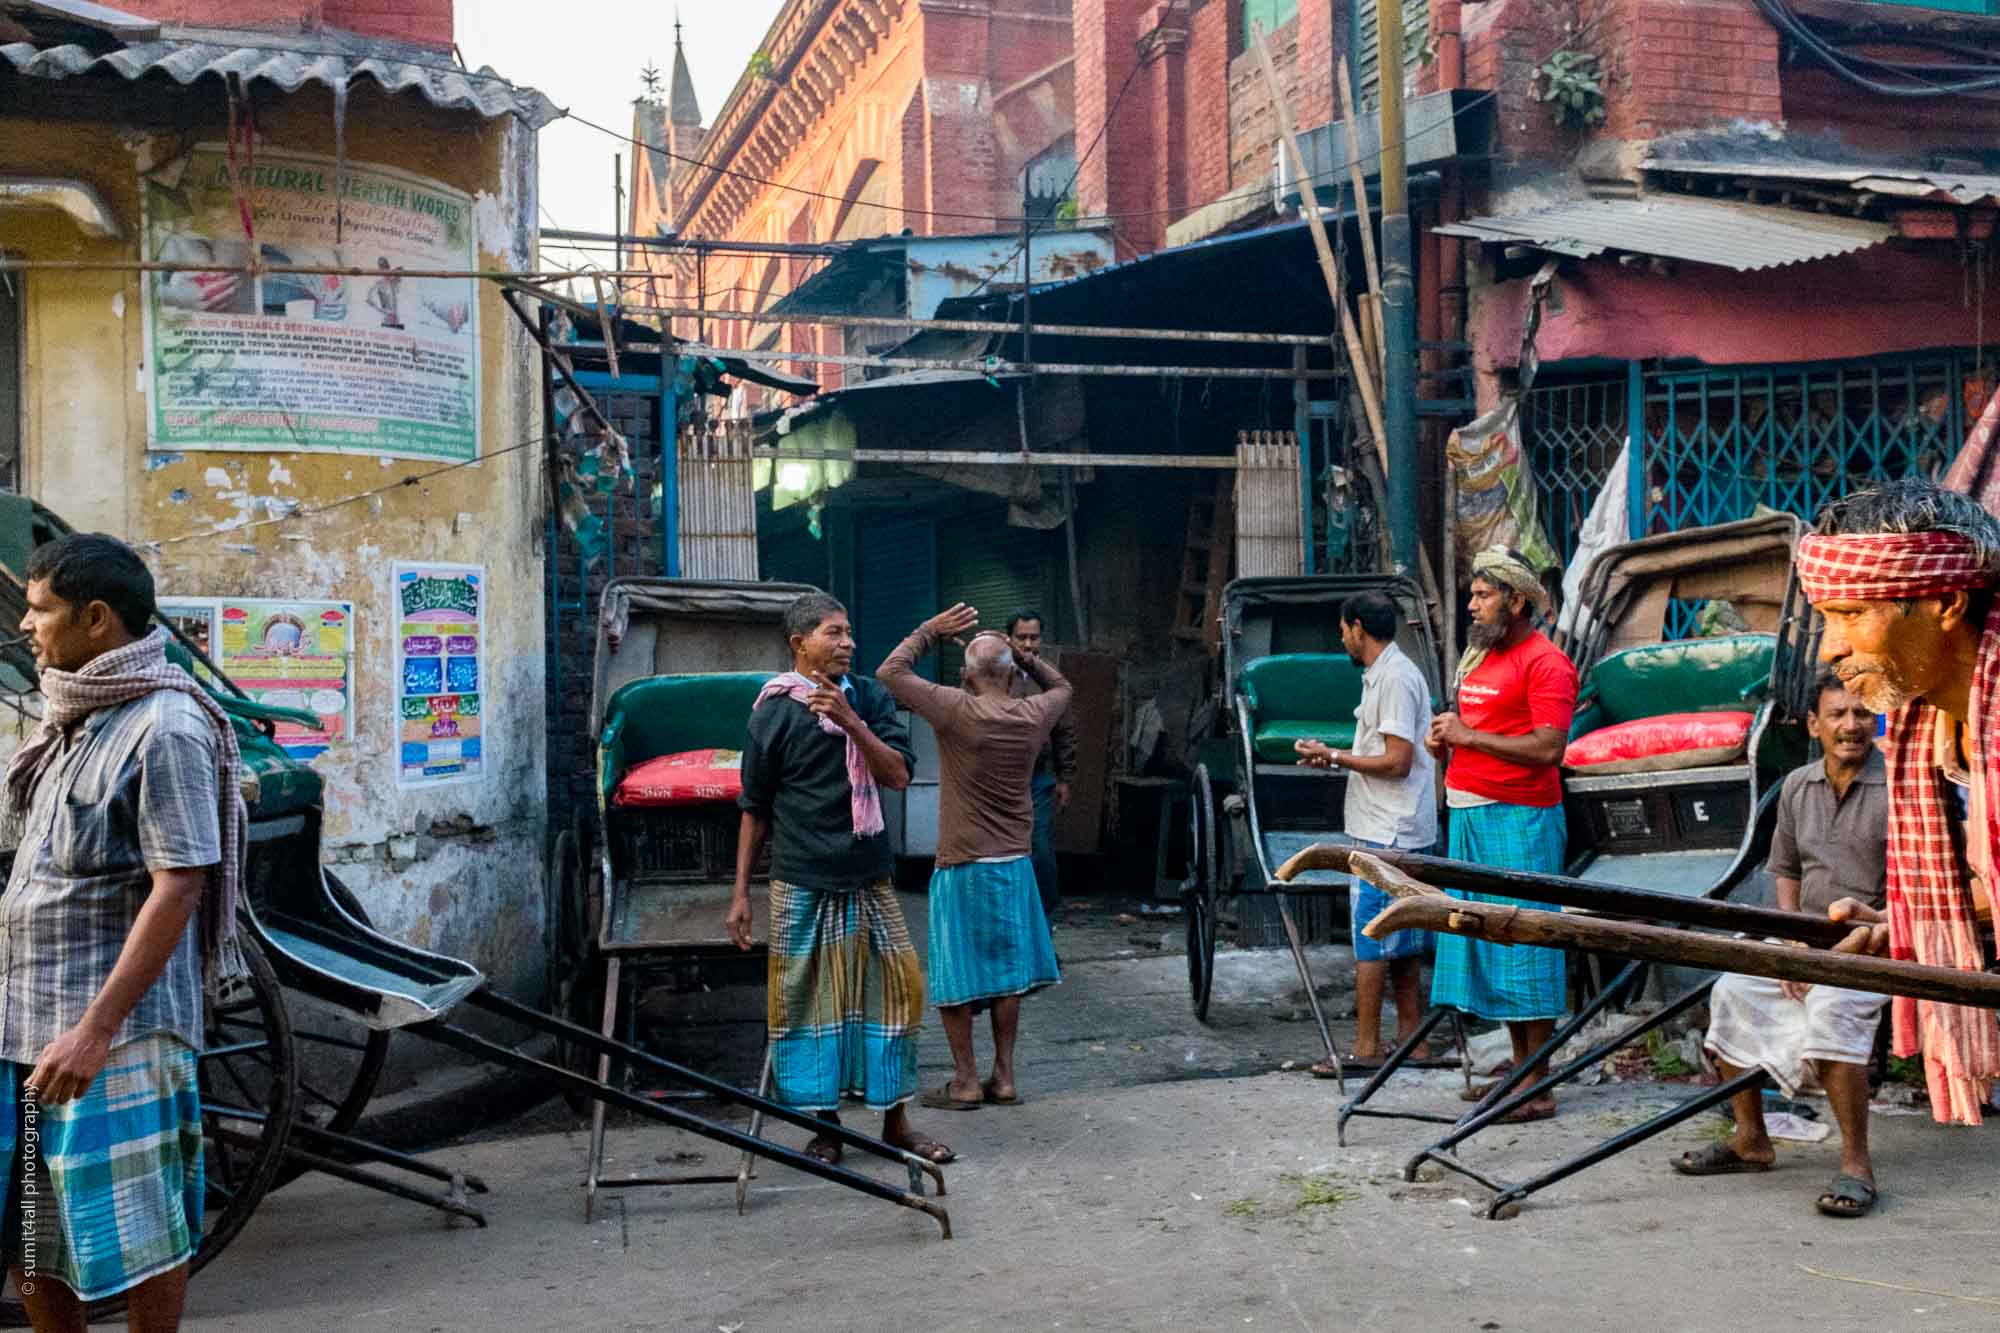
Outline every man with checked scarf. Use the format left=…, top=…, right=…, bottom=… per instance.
left=1793, top=479, right=2000, bottom=1133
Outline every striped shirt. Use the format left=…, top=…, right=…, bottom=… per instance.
left=0, top=691, right=219, bottom=1062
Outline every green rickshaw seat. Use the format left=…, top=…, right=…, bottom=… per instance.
left=1239, top=653, right=1365, bottom=763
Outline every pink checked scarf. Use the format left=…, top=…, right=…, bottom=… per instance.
left=752, top=672, right=884, bottom=838
left=1797, top=530, right=2000, bottom=1123
left=5, top=629, right=246, bottom=984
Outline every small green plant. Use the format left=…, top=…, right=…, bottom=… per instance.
left=1222, top=1198, right=1260, bottom=1218
left=1287, top=1173, right=1360, bottom=1213
left=1053, top=197, right=1080, bottom=225
left=1534, top=46, right=1606, bottom=129
left=1885, top=1054, right=1925, bottom=1086
left=747, top=50, right=778, bottom=82
left=1644, top=1029, right=1696, bottom=1078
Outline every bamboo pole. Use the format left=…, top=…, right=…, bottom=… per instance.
left=1248, top=25, right=1387, bottom=453
left=1335, top=56, right=1388, bottom=360
left=1250, top=24, right=1444, bottom=631
left=1366, top=895, right=2000, bottom=1011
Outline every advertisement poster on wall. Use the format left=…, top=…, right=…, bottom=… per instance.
left=394, top=562, right=485, bottom=787
left=157, top=597, right=354, bottom=759
left=141, top=146, right=479, bottom=462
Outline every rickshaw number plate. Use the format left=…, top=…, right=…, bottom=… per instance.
left=1602, top=800, right=1653, bottom=840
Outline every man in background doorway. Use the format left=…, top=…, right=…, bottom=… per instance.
left=1007, top=610, right=1076, bottom=929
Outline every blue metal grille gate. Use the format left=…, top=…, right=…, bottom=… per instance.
left=1525, top=349, right=1986, bottom=580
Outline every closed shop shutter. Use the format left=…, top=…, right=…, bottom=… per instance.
left=937, top=508, right=1051, bottom=677
left=1355, top=0, right=1428, bottom=110
left=853, top=515, right=937, bottom=681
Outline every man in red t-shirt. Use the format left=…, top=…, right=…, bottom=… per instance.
left=1426, top=547, right=1578, bottom=1121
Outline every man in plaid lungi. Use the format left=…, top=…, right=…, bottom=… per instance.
left=1, top=535, right=241, bottom=1331
left=728, top=592, right=954, bottom=1168
left=1795, top=480, right=2000, bottom=1128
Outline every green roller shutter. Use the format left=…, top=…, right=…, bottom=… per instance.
left=853, top=515, right=937, bottom=681
left=937, top=508, right=1052, bottom=678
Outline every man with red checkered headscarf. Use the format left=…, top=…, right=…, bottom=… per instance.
left=1794, top=478, right=2000, bottom=1128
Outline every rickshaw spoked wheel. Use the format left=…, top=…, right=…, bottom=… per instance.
left=267, top=871, right=392, bottom=1188
left=1184, top=764, right=1220, bottom=1023
left=0, top=936, right=296, bottom=1329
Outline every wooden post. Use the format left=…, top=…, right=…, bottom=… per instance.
left=1335, top=57, right=1387, bottom=360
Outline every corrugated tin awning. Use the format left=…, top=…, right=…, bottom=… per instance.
left=1643, top=155, right=2000, bottom=208
left=0, top=27, right=559, bottom=127
left=1434, top=196, right=1893, bottom=271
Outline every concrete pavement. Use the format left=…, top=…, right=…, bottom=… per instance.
left=181, top=905, right=2000, bottom=1331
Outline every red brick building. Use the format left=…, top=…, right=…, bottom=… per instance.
left=629, top=0, right=1079, bottom=384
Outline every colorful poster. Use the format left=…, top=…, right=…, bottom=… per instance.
left=217, top=600, right=355, bottom=760
left=141, top=146, right=479, bottom=461
left=158, top=597, right=354, bottom=758
left=394, top=563, right=485, bottom=787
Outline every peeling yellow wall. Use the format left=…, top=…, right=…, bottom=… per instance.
left=0, top=83, right=548, bottom=991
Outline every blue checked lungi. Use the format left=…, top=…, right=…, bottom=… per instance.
left=0, top=1036, right=203, bottom=1302
left=926, top=857, right=1061, bottom=1008
left=1430, top=803, right=1569, bottom=1021
left=1350, top=837, right=1435, bottom=963
left=766, top=879, right=924, bottom=1112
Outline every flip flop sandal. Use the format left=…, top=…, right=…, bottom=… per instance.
left=903, top=1136, right=957, bottom=1164
left=918, top=1085, right=984, bottom=1111
left=1309, top=1059, right=1351, bottom=1079
left=1816, top=1174, right=1878, bottom=1218
left=1496, top=1098, right=1558, bottom=1124
left=980, top=1078, right=1021, bottom=1105
left=805, top=1138, right=843, bottom=1166
left=1671, top=1142, right=1775, bottom=1176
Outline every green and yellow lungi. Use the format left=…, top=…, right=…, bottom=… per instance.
left=767, top=878, right=924, bottom=1111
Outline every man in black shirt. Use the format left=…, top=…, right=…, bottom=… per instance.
left=727, top=592, right=953, bottom=1166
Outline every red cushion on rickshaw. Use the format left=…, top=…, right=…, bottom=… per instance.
left=612, top=748, right=744, bottom=806
left=1563, top=711, right=1753, bottom=774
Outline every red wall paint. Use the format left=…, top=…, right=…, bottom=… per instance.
left=1471, top=247, right=1992, bottom=371
left=119, top=0, right=451, bottom=48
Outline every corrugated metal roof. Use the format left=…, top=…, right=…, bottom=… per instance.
left=1433, top=196, right=1892, bottom=271
left=1643, top=155, right=2000, bottom=208
left=0, top=28, right=559, bottom=127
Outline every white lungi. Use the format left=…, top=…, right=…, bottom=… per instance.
left=1705, top=970, right=1887, bottom=1096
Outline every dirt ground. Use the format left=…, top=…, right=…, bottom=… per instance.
left=181, top=900, right=2000, bottom=1331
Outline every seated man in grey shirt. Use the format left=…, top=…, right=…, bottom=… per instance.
left=1671, top=674, right=1889, bottom=1219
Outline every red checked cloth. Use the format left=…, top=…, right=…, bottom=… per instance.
left=1798, top=530, right=2000, bottom=1124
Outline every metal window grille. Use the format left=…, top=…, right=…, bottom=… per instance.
left=1522, top=377, right=1628, bottom=570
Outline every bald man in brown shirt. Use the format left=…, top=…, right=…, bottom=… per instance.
left=878, top=604, right=1070, bottom=1110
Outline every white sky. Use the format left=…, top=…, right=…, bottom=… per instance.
left=456, top=0, right=787, bottom=269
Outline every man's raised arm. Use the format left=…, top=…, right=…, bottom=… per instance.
left=878, top=604, right=980, bottom=724
left=1016, top=643, right=1073, bottom=718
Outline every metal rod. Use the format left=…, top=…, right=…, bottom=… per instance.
left=208, top=1120, right=488, bottom=1226
left=1485, top=1070, right=1767, bottom=1219
left=414, top=1017, right=951, bottom=1238
left=541, top=228, right=843, bottom=257
left=753, top=446, right=1240, bottom=469
left=1336, top=1004, right=1454, bottom=1146
left=684, top=343, right=1343, bottom=380
left=1407, top=977, right=1716, bottom=1183
left=1275, top=893, right=1342, bottom=1088
left=608, top=297, right=1337, bottom=347
left=464, top=988, right=945, bottom=1188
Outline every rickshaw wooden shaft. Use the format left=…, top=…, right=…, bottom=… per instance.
left=1366, top=895, right=2000, bottom=1009
left=1285, top=844, right=1854, bottom=948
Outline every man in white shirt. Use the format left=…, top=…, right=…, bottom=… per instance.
left=1296, top=590, right=1438, bottom=1071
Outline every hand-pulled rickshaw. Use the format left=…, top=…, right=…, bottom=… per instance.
left=0, top=524, right=950, bottom=1325
left=1179, top=573, right=1444, bottom=1078
left=1291, top=514, right=1858, bottom=1211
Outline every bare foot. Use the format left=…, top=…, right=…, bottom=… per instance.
left=883, top=1121, right=955, bottom=1163
left=981, top=1073, right=1018, bottom=1104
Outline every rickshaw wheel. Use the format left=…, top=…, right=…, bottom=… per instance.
left=267, top=871, right=391, bottom=1188
left=1185, top=764, right=1220, bottom=1022
left=195, top=932, right=299, bottom=1273
left=0, top=941, right=295, bottom=1328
